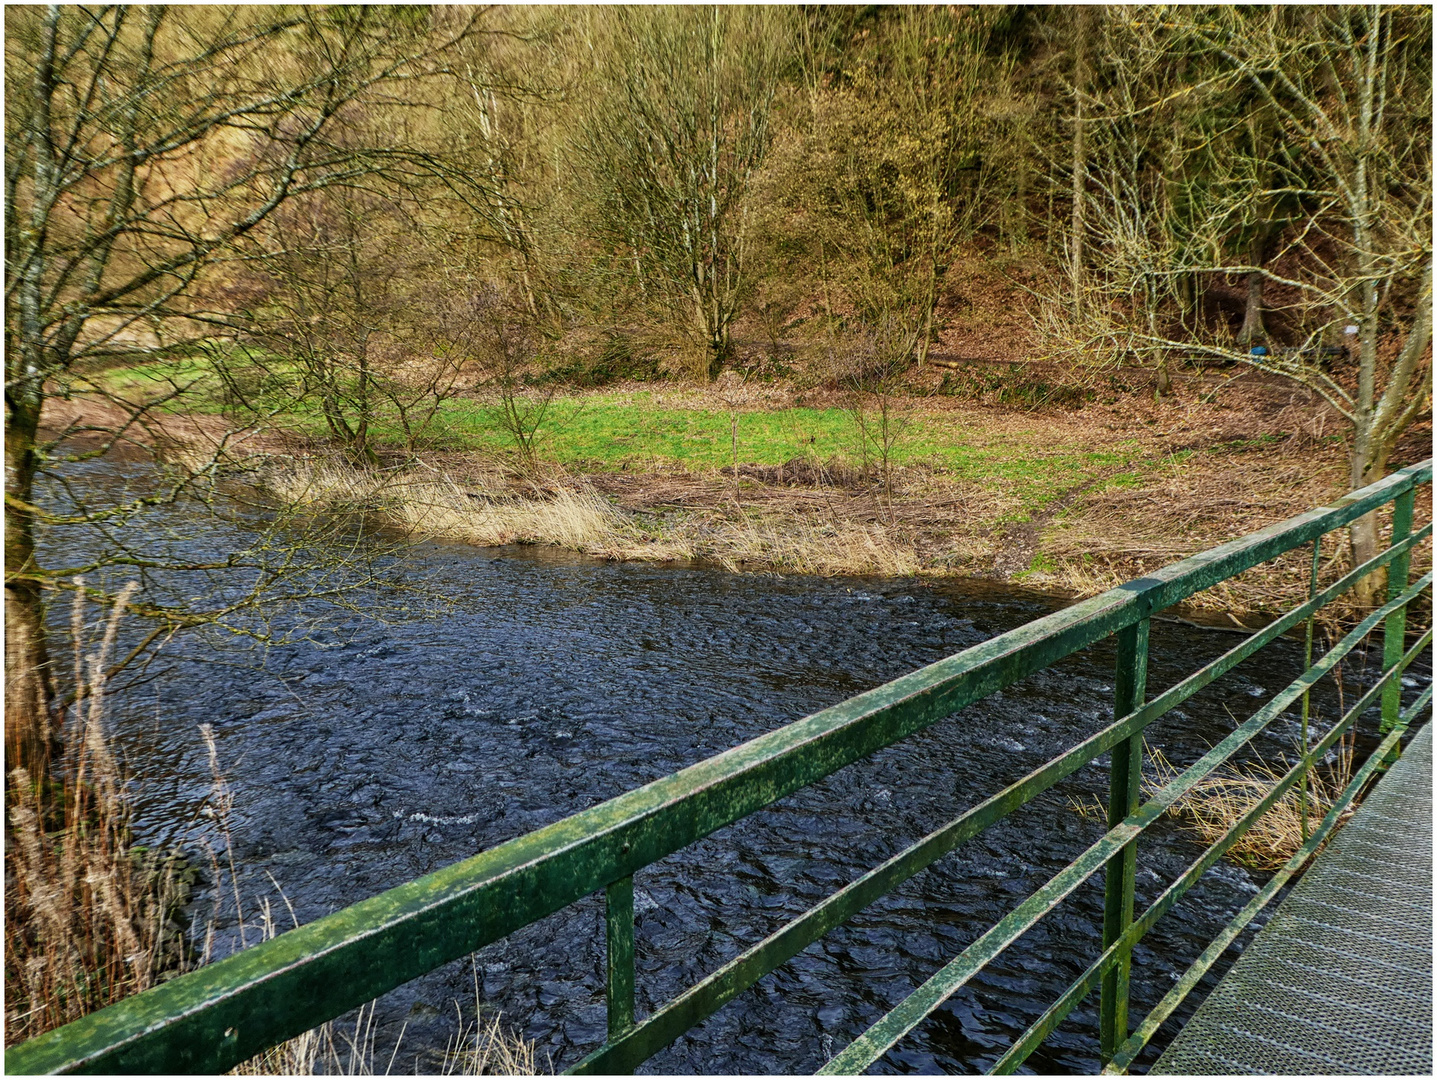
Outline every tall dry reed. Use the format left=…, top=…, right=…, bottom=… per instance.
left=4, top=583, right=188, bottom=1045
left=1145, top=740, right=1359, bottom=871
left=441, top=962, right=542, bottom=1076
left=260, top=460, right=639, bottom=553
left=261, top=458, right=926, bottom=579
left=1065, top=737, right=1362, bottom=871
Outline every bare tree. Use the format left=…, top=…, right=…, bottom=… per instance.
left=1202, top=6, right=1432, bottom=597
left=4, top=6, right=492, bottom=781
left=571, top=6, right=793, bottom=378
left=834, top=318, right=916, bottom=514
left=222, top=166, right=491, bottom=462
left=1040, top=6, right=1431, bottom=601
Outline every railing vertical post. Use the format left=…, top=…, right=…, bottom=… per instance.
left=1100, top=617, right=1149, bottom=1065
left=1381, top=488, right=1415, bottom=734
left=606, top=875, right=636, bottom=1042
left=1299, top=537, right=1321, bottom=840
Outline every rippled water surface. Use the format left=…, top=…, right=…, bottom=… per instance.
left=44, top=463, right=1427, bottom=1073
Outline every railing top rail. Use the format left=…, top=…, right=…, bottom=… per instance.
left=9, top=459, right=1431, bottom=1075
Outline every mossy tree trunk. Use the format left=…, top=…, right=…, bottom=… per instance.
left=4, top=376, right=57, bottom=789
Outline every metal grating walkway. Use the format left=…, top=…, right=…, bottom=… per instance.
left=1153, top=721, right=1433, bottom=1075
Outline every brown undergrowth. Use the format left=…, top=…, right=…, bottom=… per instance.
left=4, top=584, right=190, bottom=1046
left=257, top=456, right=923, bottom=578
left=1144, top=742, right=1360, bottom=872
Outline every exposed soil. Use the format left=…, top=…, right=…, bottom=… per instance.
left=38, top=395, right=291, bottom=461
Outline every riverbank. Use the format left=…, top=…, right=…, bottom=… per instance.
left=22, top=416, right=1426, bottom=1070
left=44, top=373, right=1432, bottom=622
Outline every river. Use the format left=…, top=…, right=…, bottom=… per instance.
left=40, top=461, right=1423, bottom=1073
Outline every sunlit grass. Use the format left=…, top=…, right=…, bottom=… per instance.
left=95, top=357, right=1168, bottom=516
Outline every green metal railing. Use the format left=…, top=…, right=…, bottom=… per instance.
left=8, top=460, right=1432, bottom=1075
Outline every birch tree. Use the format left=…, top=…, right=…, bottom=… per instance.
left=1060, top=6, right=1430, bottom=599
left=1183, top=6, right=1430, bottom=599
left=1216, top=6, right=1430, bottom=587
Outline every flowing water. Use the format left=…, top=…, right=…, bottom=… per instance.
left=41, top=462, right=1427, bottom=1074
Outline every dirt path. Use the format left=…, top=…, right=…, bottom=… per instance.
left=990, top=474, right=1110, bottom=580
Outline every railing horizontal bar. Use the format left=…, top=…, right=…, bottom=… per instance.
left=819, top=576, right=1431, bottom=1075
left=1122, top=526, right=1429, bottom=769
left=572, top=525, right=1433, bottom=1074
left=574, top=682, right=1153, bottom=1072
left=1103, top=685, right=1433, bottom=1075
left=10, top=462, right=1430, bottom=1075
left=993, top=628, right=1433, bottom=1074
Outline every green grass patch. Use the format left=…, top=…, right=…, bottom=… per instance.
left=93, top=357, right=1177, bottom=516
left=1103, top=471, right=1146, bottom=489
left=96, top=356, right=227, bottom=404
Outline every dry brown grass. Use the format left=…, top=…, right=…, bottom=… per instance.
left=1037, top=448, right=1432, bottom=622
left=1144, top=742, right=1359, bottom=871
left=258, top=458, right=926, bottom=579
left=4, top=583, right=188, bottom=1047
left=260, top=460, right=641, bottom=553
left=440, top=963, right=543, bottom=1076
left=256, top=445, right=1430, bottom=605
left=55, top=376, right=1430, bottom=620
left=691, top=514, right=921, bottom=577
left=1066, top=739, right=1361, bottom=872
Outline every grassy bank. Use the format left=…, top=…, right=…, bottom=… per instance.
left=84, top=357, right=1432, bottom=620
left=100, top=358, right=1153, bottom=515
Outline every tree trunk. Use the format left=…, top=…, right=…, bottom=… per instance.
left=707, top=320, right=732, bottom=381
left=1153, top=361, right=1173, bottom=399
left=1347, top=419, right=1387, bottom=608
left=1238, top=232, right=1269, bottom=347
left=1238, top=271, right=1265, bottom=346
left=4, top=388, right=57, bottom=790
left=915, top=268, right=938, bottom=369
left=1069, top=8, right=1092, bottom=312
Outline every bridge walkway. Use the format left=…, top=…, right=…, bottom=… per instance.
left=1152, top=722, right=1433, bottom=1075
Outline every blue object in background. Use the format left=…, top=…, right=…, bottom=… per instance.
left=1250, top=345, right=1268, bottom=356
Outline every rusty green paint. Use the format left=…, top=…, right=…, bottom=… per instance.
left=997, top=632, right=1432, bottom=1076
left=8, top=462, right=1430, bottom=1076
left=1381, top=488, right=1416, bottom=733
left=605, top=876, right=635, bottom=1038
left=820, top=578, right=1431, bottom=1075
left=1100, top=619, right=1148, bottom=1062
left=571, top=534, right=1429, bottom=1076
